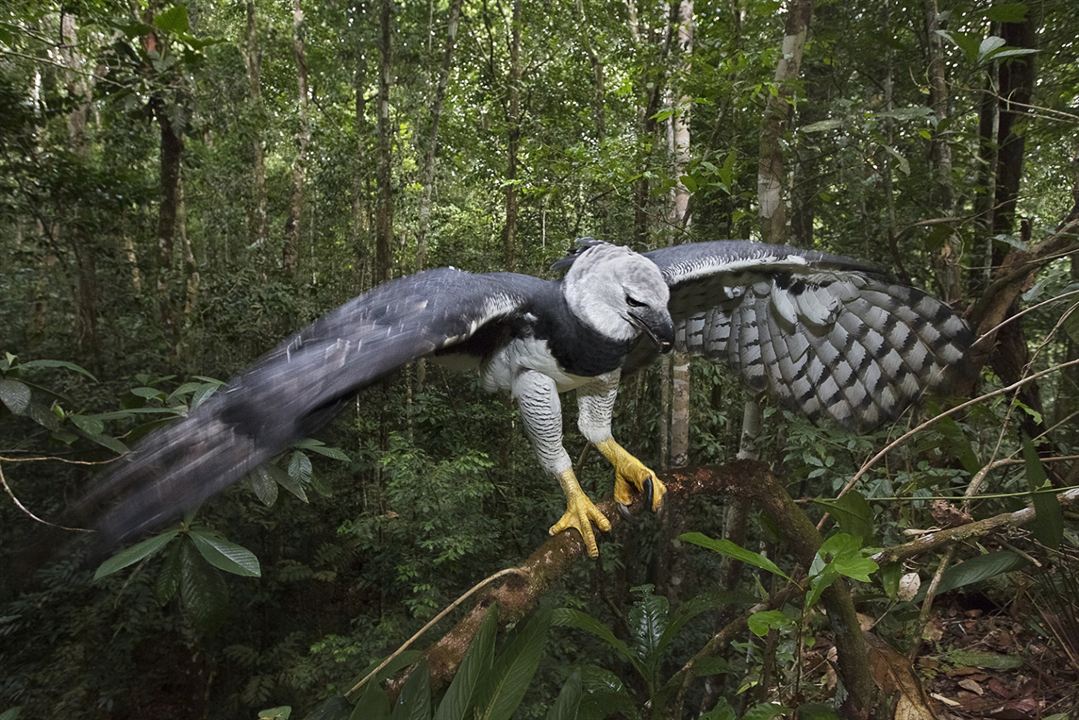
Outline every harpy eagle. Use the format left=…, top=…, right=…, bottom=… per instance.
left=79, top=239, right=971, bottom=557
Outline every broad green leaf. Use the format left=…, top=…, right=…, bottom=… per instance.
left=800, top=119, right=842, bottom=133
left=920, top=551, right=1027, bottom=598
left=977, top=36, right=1006, bottom=61
left=879, top=563, right=901, bottom=599
left=17, top=359, right=97, bottom=381
left=434, top=606, right=496, bottom=720
left=818, top=532, right=861, bottom=558
left=806, top=566, right=838, bottom=608
left=274, top=463, right=309, bottom=503
left=296, top=439, right=351, bottom=462
left=259, top=707, right=292, bottom=720
left=795, top=703, right=840, bottom=719
left=744, top=703, right=788, bottom=720
left=986, top=47, right=1039, bottom=61
left=831, top=554, right=878, bottom=582
left=179, top=541, right=228, bottom=629
left=289, top=451, right=313, bottom=484
left=553, top=608, right=639, bottom=670
left=628, top=586, right=669, bottom=666
left=813, top=491, right=873, bottom=541
left=475, top=608, right=552, bottom=720
left=155, top=543, right=183, bottom=603
left=0, top=379, right=31, bottom=415
left=937, top=417, right=981, bottom=475
left=0, top=707, right=23, bottom=720
left=1023, top=435, right=1062, bottom=549
left=303, top=695, right=354, bottom=720
left=250, top=466, right=280, bottom=506
left=690, top=657, right=729, bottom=677
left=351, top=684, right=390, bottom=720
left=154, top=4, right=189, bottom=33
left=69, top=414, right=104, bottom=436
left=94, top=529, right=179, bottom=579
left=83, top=431, right=128, bottom=455
left=656, top=592, right=744, bottom=659
left=747, top=610, right=793, bottom=637
left=390, top=662, right=430, bottom=720
left=941, top=649, right=1022, bottom=670
left=188, top=530, right=261, bottom=577
left=986, top=2, right=1028, bottom=22
left=130, top=386, right=164, bottom=400
left=545, top=669, right=582, bottom=720
left=680, top=532, right=790, bottom=581
left=699, top=698, right=735, bottom=720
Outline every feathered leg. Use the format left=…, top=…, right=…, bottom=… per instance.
left=577, top=374, right=667, bottom=512
left=513, top=370, right=610, bottom=557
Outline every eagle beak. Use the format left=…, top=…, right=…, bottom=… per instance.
left=629, top=308, right=675, bottom=354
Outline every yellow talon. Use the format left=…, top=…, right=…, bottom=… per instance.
left=551, top=470, right=610, bottom=557
left=597, top=439, right=667, bottom=512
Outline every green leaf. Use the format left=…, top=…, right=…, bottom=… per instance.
left=94, top=529, right=179, bottom=580
left=879, top=563, right=901, bottom=599
left=832, top=554, right=878, bottom=583
left=274, top=462, right=309, bottom=503
left=744, top=703, right=788, bottom=720
left=690, top=657, right=729, bottom=677
left=434, top=605, right=497, bottom=720
left=475, top=608, right=553, bottom=720
left=680, top=532, right=790, bottom=581
left=937, top=417, right=981, bottom=475
left=747, top=610, right=793, bottom=637
left=391, top=663, right=431, bottom=720
left=155, top=543, right=183, bottom=603
left=919, top=551, right=1027, bottom=598
left=656, top=592, right=744, bottom=660
left=977, top=36, right=1006, bottom=61
left=986, top=47, right=1039, bottom=61
left=806, top=566, right=838, bottom=608
left=986, top=2, right=1028, bottom=22
left=304, top=695, right=354, bottom=720
left=800, top=118, right=842, bottom=133
left=813, top=491, right=873, bottom=541
left=545, top=669, right=582, bottom=720
left=628, top=586, right=669, bottom=666
left=0, top=707, right=23, bottom=720
left=179, top=541, right=229, bottom=630
left=0, top=379, right=31, bottom=415
left=351, top=685, right=390, bottom=720
left=795, top=703, right=840, bottom=719
left=16, top=359, right=97, bottom=381
left=188, top=530, right=261, bottom=577
left=553, top=608, right=639, bottom=670
left=941, top=649, right=1022, bottom=670
left=259, top=707, right=292, bottom=720
left=250, top=466, right=280, bottom=506
left=69, top=414, right=104, bottom=436
left=289, top=451, right=313, bottom=484
left=1023, top=435, right=1062, bottom=549
left=154, top=4, right=189, bottom=33
left=699, top=698, right=735, bottom=720
left=131, top=386, right=164, bottom=400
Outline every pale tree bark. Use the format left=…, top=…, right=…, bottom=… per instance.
left=415, top=0, right=463, bottom=271
left=668, top=0, right=693, bottom=470
left=501, top=0, right=522, bottom=271
left=374, top=0, right=395, bottom=284
left=59, top=12, right=100, bottom=364
left=757, top=0, right=812, bottom=244
left=284, top=0, right=310, bottom=276
left=244, top=1, right=268, bottom=250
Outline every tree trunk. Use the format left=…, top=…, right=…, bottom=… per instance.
left=154, top=98, right=184, bottom=354
left=757, top=0, right=812, bottom=244
left=285, top=0, right=310, bottom=276
left=416, top=0, right=463, bottom=271
left=245, top=1, right=268, bottom=250
left=350, top=1, right=372, bottom=290
left=501, top=0, right=522, bottom=271
left=374, top=0, right=394, bottom=284
left=668, top=0, right=693, bottom=469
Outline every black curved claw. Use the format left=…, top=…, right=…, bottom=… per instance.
left=643, top=477, right=654, bottom=512
left=617, top=503, right=632, bottom=520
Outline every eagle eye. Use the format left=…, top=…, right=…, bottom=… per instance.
left=626, top=295, right=647, bottom=308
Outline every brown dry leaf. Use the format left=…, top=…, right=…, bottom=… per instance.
left=865, top=632, right=939, bottom=720
left=930, top=693, right=961, bottom=707
left=958, top=678, right=984, bottom=695
left=922, top=618, right=945, bottom=643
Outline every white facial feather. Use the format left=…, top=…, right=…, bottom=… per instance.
left=562, top=243, right=670, bottom=340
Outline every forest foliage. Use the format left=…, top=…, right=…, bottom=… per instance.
left=1, top=0, right=1077, bottom=717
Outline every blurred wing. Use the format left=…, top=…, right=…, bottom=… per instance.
left=642, top=241, right=972, bottom=429
left=78, top=268, right=532, bottom=543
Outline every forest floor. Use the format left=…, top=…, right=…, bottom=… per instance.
left=917, top=595, right=1077, bottom=720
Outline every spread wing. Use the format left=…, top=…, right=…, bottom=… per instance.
left=640, top=241, right=972, bottom=429
left=76, top=268, right=533, bottom=544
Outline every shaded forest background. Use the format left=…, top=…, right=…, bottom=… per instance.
left=1, top=0, right=1077, bottom=717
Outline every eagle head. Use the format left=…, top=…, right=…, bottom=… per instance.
left=562, top=242, right=673, bottom=351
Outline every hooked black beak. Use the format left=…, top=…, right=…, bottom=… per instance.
left=629, top=308, right=675, bottom=354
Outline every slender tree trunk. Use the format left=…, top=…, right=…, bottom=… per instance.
left=245, top=1, right=268, bottom=250
left=576, top=0, right=607, bottom=232
left=350, top=1, right=372, bottom=290
left=501, top=0, right=522, bottom=271
left=668, top=0, right=693, bottom=469
left=971, top=70, right=998, bottom=293
left=757, top=0, right=812, bottom=244
left=285, top=0, right=310, bottom=276
left=374, top=0, right=395, bottom=284
left=154, top=99, right=184, bottom=354
left=416, top=0, right=463, bottom=271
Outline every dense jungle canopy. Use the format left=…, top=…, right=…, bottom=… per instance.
left=1, top=0, right=1077, bottom=718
